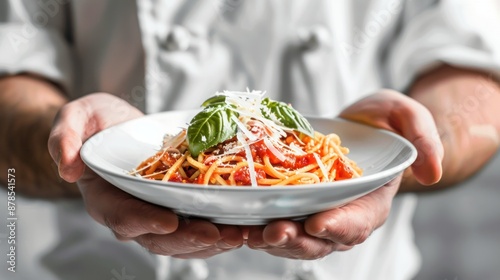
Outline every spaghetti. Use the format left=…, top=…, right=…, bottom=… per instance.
left=131, top=90, right=362, bottom=186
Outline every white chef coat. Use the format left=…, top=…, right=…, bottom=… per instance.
left=1, top=0, right=499, bottom=279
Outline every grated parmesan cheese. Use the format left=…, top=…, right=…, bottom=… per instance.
left=237, top=132, right=258, bottom=187
left=314, top=153, right=329, bottom=182
left=208, top=90, right=311, bottom=186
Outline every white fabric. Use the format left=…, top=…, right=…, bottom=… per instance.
left=0, top=0, right=499, bottom=279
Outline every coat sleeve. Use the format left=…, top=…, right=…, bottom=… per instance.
left=385, top=0, right=500, bottom=91
left=0, top=0, right=74, bottom=92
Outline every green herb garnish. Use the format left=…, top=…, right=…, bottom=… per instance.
left=260, top=97, right=314, bottom=137
left=186, top=91, right=314, bottom=156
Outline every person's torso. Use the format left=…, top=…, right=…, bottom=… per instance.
left=59, top=1, right=422, bottom=279
left=69, top=0, right=406, bottom=116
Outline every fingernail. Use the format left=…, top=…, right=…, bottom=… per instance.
left=273, top=234, right=288, bottom=246
left=247, top=240, right=266, bottom=249
left=194, top=239, right=212, bottom=248
left=194, top=240, right=212, bottom=248
left=151, top=224, right=172, bottom=234
left=216, top=240, right=236, bottom=250
left=58, top=164, right=64, bottom=178
left=57, top=149, right=64, bottom=177
left=314, top=228, right=327, bottom=237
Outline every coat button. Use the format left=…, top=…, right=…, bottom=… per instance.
left=163, top=25, right=191, bottom=51
left=297, top=25, right=332, bottom=51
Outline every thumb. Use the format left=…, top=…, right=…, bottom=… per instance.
left=48, top=93, right=143, bottom=182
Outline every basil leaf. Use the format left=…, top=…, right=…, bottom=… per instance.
left=261, top=98, right=314, bottom=136
left=201, top=95, right=226, bottom=107
left=187, top=105, right=238, bottom=156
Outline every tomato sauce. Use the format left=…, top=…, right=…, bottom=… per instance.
left=233, top=167, right=266, bottom=186
left=333, top=158, right=354, bottom=180
left=250, top=140, right=315, bottom=169
left=157, top=130, right=354, bottom=185
left=167, top=172, right=183, bottom=183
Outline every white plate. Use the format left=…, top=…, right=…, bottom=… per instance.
left=80, top=110, right=417, bottom=225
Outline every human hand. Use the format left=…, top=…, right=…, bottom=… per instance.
left=246, top=89, right=444, bottom=259
left=48, top=93, right=243, bottom=258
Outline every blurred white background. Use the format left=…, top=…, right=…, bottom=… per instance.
left=413, top=151, right=500, bottom=280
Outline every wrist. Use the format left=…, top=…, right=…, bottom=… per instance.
left=0, top=74, right=80, bottom=198
left=402, top=65, right=500, bottom=192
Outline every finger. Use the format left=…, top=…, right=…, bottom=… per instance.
left=215, top=224, right=245, bottom=248
left=409, top=134, right=443, bottom=185
left=340, top=90, right=444, bottom=185
left=389, top=98, right=443, bottom=185
left=48, top=93, right=143, bottom=182
left=48, top=105, right=88, bottom=182
left=247, top=221, right=337, bottom=260
left=135, top=220, right=223, bottom=257
left=245, top=225, right=266, bottom=248
left=79, top=173, right=178, bottom=238
left=171, top=225, right=244, bottom=259
left=240, top=226, right=251, bottom=240
left=304, top=178, right=399, bottom=246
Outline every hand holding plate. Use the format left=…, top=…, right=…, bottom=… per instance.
left=246, top=89, right=443, bottom=259
left=48, top=93, right=243, bottom=258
